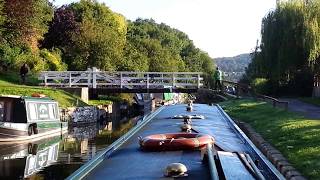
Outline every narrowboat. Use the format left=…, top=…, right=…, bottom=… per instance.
left=0, top=95, right=67, bottom=142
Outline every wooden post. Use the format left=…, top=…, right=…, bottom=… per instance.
left=146, top=73, right=149, bottom=89
left=69, top=72, right=72, bottom=87
left=172, top=73, right=175, bottom=87
left=92, top=67, right=97, bottom=89
left=197, top=74, right=201, bottom=88
left=88, top=70, right=91, bottom=87
left=44, top=73, right=47, bottom=86
left=120, top=72, right=123, bottom=88
left=161, top=73, right=164, bottom=84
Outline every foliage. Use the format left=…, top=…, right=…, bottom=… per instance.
left=39, top=48, right=67, bottom=71
left=4, top=0, right=53, bottom=50
left=220, top=99, right=320, bottom=179
left=126, top=19, right=214, bottom=85
left=251, top=78, right=269, bottom=95
left=245, top=0, right=320, bottom=96
left=88, top=99, right=112, bottom=106
left=44, top=0, right=127, bottom=71
left=0, top=0, right=215, bottom=86
left=41, top=5, right=79, bottom=50
left=0, top=0, right=65, bottom=73
left=0, top=0, right=5, bottom=36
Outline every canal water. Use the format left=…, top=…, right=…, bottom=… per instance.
left=0, top=114, right=144, bottom=180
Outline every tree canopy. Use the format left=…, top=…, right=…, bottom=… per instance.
left=0, top=0, right=215, bottom=86
left=244, top=0, right=320, bottom=96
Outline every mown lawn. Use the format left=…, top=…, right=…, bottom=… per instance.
left=0, top=72, right=87, bottom=108
left=220, top=99, right=320, bottom=179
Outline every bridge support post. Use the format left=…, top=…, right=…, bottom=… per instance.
left=147, top=73, right=149, bottom=89
left=120, top=72, right=123, bottom=88
left=69, top=72, right=72, bottom=87
left=197, top=74, right=201, bottom=88
left=172, top=73, right=176, bottom=87
left=92, top=67, right=98, bottom=88
left=44, top=74, right=47, bottom=86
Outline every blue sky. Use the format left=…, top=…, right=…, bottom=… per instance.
left=53, top=0, right=276, bottom=58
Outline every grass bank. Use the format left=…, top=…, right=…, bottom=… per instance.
left=220, top=99, right=320, bottom=179
left=0, top=72, right=87, bottom=108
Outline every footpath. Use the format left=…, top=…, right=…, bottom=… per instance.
left=281, top=98, right=320, bottom=119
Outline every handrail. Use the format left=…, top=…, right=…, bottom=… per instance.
left=257, top=94, right=288, bottom=110
left=66, top=106, right=165, bottom=180
left=40, top=71, right=203, bottom=75
left=39, top=71, right=203, bottom=89
left=206, top=144, right=219, bottom=180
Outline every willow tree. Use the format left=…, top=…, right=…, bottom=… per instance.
left=246, top=0, right=320, bottom=95
left=304, top=0, right=320, bottom=72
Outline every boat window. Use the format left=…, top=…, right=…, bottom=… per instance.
left=48, top=104, right=56, bottom=119
left=28, top=103, right=38, bottom=120
left=0, top=101, right=4, bottom=122
left=38, top=103, right=49, bottom=120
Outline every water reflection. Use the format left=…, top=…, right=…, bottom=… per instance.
left=0, top=135, right=62, bottom=179
left=0, top=115, right=142, bottom=179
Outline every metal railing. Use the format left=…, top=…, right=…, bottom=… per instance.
left=39, top=68, right=203, bottom=89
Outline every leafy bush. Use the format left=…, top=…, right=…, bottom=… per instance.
left=251, top=78, right=269, bottom=95
left=0, top=43, right=21, bottom=70
left=39, top=49, right=67, bottom=71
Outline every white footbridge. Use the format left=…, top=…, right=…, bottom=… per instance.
left=39, top=68, right=203, bottom=93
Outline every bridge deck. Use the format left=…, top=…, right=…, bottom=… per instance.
left=79, top=104, right=283, bottom=180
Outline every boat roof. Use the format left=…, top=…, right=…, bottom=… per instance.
left=0, top=95, right=56, bottom=102
left=69, top=104, right=284, bottom=180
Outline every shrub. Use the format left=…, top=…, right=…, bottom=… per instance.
left=251, top=78, right=269, bottom=95
left=39, top=49, right=67, bottom=71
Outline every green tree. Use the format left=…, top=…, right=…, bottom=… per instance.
left=245, top=0, right=320, bottom=96
left=56, top=0, right=127, bottom=70
left=4, top=0, right=53, bottom=51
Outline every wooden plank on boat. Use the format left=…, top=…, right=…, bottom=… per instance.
left=217, top=151, right=255, bottom=180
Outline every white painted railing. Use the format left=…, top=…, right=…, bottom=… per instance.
left=39, top=68, right=203, bottom=89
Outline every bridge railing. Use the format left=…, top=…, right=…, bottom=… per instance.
left=39, top=70, right=203, bottom=89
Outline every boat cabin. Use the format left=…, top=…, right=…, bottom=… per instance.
left=0, top=95, right=61, bottom=137
left=0, top=95, right=59, bottom=123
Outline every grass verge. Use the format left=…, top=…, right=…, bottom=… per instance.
left=220, top=99, right=320, bottom=179
left=88, top=99, right=112, bottom=106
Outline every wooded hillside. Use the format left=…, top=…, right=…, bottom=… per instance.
left=215, top=53, right=251, bottom=82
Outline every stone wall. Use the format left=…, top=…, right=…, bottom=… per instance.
left=63, top=106, right=98, bottom=124
left=61, top=104, right=114, bottom=124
